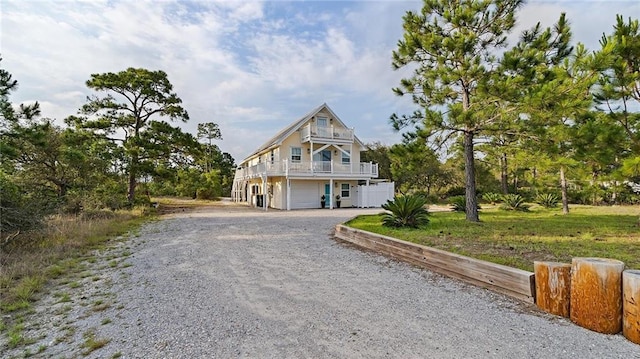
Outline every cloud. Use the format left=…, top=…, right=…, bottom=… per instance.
left=2, top=0, right=637, bottom=162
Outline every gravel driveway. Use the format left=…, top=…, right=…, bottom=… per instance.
left=12, top=204, right=640, bottom=358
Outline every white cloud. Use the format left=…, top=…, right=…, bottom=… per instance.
left=2, top=0, right=637, bottom=162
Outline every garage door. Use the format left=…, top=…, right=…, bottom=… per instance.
left=291, top=181, right=321, bottom=209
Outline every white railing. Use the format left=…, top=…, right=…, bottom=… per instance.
left=300, top=125, right=354, bottom=142
left=234, top=160, right=378, bottom=181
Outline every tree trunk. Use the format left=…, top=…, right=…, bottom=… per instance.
left=591, top=171, right=598, bottom=206
left=500, top=152, right=508, bottom=194
left=560, top=166, right=569, bottom=215
left=464, top=130, right=479, bottom=222
left=127, top=156, right=138, bottom=204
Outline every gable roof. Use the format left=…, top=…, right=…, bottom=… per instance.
left=240, top=103, right=365, bottom=164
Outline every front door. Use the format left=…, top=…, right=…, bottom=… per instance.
left=324, top=184, right=331, bottom=200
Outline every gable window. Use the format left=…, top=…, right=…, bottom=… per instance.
left=341, top=183, right=350, bottom=198
left=316, top=116, right=328, bottom=127
left=291, top=147, right=301, bottom=162
left=341, top=150, right=350, bottom=165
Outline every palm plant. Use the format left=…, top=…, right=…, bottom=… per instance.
left=500, top=194, right=530, bottom=212
left=535, top=193, right=559, bottom=208
left=381, top=195, right=429, bottom=228
left=482, top=192, right=501, bottom=205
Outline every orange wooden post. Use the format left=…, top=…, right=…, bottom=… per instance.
left=570, top=257, right=625, bottom=334
left=623, top=269, right=640, bottom=345
left=534, top=261, right=571, bottom=317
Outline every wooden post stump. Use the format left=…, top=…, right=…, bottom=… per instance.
left=623, top=269, right=640, bottom=344
left=534, top=261, right=571, bottom=317
left=570, top=257, right=625, bottom=334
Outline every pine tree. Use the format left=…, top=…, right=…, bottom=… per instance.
left=391, top=0, right=524, bottom=221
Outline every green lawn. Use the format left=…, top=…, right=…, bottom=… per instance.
left=345, top=205, right=640, bottom=272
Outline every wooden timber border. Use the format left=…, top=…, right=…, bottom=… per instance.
left=334, top=224, right=536, bottom=303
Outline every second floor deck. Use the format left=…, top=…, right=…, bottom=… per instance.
left=235, top=159, right=378, bottom=181
left=299, top=124, right=354, bottom=144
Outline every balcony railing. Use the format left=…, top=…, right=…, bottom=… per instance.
left=234, top=160, right=378, bottom=181
left=300, top=124, right=354, bottom=143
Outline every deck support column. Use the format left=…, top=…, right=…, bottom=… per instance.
left=262, top=175, right=268, bottom=211
left=286, top=178, right=291, bottom=211
left=329, top=178, right=334, bottom=209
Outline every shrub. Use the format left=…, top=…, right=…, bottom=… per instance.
left=449, top=195, right=466, bottom=212
left=444, top=186, right=465, bottom=197
left=1, top=173, right=47, bottom=249
left=535, top=193, right=559, bottom=208
left=482, top=192, right=501, bottom=205
left=449, top=195, right=481, bottom=213
left=381, top=195, right=429, bottom=228
left=500, top=194, right=530, bottom=212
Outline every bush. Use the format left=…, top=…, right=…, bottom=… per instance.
left=500, top=194, right=530, bottom=212
left=1, top=173, right=47, bottom=249
left=535, top=193, right=559, bottom=208
left=449, top=195, right=466, bottom=212
left=196, top=187, right=219, bottom=200
left=444, top=186, right=465, bottom=197
left=381, top=195, right=429, bottom=228
left=482, top=192, right=501, bottom=205
left=448, top=195, right=481, bottom=213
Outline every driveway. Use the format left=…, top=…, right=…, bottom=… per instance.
left=20, top=205, right=640, bottom=358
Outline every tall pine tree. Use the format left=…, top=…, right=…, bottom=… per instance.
left=391, top=0, right=524, bottom=221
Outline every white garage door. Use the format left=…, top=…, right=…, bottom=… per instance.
left=291, top=181, right=321, bottom=209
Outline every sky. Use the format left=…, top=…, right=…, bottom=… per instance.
left=2, top=0, right=639, bottom=163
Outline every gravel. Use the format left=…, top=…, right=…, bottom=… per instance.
left=5, top=204, right=640, bottom=358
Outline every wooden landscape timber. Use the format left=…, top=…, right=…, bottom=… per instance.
left=534, top=261, right=572, bottom=317
left=570, top=257, right=625, bottom=334
left=334, top=224, right=536, bottom=302
left=624, top=269, right=640, bottom=344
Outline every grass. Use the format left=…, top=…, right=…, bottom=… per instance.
left=1, top=210, right=147, bottom=311
left=54, top=292, right=72, bottom=303
left=81, top=328, right=110, bottom=355
left=346, top=205, right=640, bottom=272
left=152, top=196, right=225, bottom=214
left=0, top=208, right=149, bottom=353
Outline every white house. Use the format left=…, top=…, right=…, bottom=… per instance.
left=231, top=103, right=393, bottom=210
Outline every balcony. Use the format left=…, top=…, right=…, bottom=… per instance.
left=234, top=160, right=378, bottom=181
left=299, top=124, right=354, bottom=143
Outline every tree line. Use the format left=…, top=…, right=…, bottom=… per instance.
left=1, top=65, right=234, bottom=248
left=384, top=0, right=639, bottom=221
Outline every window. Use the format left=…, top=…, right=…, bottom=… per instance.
left=291, top=147, right=301, bottom=162
left=316, top=116, right=328, bottom=127
left=341, top=183, right=350, bottom=198
left=341, top=150, right=350, bottom=164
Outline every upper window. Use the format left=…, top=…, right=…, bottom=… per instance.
left=341, top=150, right=350, bottom=164
left=341, top=183, right=350, bottom=198
left=291, top=147, right=301, bottom=162
left=316, top=116, right=328, bottom=127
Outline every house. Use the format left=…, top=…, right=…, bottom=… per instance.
left=231, top=103, right=393, bottom=210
